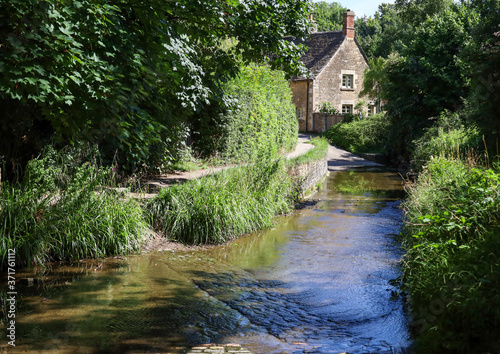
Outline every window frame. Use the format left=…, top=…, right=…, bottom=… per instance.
left=342, top=104, right=353, bottom=114
left=342, top=74, right=354, bottom=89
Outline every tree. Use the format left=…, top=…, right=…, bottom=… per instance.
left=360, top=57, right=387, bottom=112
left=462, top=0, right=500, bottom=145
left=381, top=6, right=479, bottom=159
left=0, top=0, right=312, bottom=178
left=311, top=1, right=347, bottom=32
left=394, top=0, right=454, bottom=27
left=355, top=4, right=410, bottom=58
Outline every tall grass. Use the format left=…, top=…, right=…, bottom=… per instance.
left=0, top=146, right=147, bottom=269
left=147, top=158, right=297, bottom=244
left=401, top=156, right=500, bottom=352
left=411, top=112, right=482, bottom=172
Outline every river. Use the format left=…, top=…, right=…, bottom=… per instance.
left=4, top=167, right=411, bottom=353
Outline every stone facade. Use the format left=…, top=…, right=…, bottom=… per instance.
left=314, top=38, right=368, bottom=115
left=289, top=11, right=374, bottom=132
left=290, top=80, right=312, bottom=132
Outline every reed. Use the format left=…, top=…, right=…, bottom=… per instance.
left=0, top=146, right=146, bottom=269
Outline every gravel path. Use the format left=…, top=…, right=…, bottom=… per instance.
left=136, top=134, right=316, bottom=195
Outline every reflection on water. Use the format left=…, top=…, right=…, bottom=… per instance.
left=1, top=167, right=411, bottom=353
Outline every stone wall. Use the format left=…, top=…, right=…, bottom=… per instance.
left=289, top=158, right=328, bottom=195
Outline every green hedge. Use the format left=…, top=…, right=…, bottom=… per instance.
left=194, top=64, right=298, bottom=162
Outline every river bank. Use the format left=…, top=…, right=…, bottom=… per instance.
left=139, top=136, right=383, bottom=253
left=2, top=163, right=410, bottom=354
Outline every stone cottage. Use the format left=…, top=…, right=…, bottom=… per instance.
left=289, top=11, right=375, bottom=132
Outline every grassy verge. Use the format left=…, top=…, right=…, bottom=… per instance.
left=0, top=146, right=147, bottom=269
left=288, top=136, right=328, bottom=166
left=147, top=137, right=330, bottom=244
left=323, top=113, right=389, bottom=154
left=401, top=156, right=500, bottom=352
left=146, top=158, right=296, bottom=244
left=1, top=137, right=329, bottom=267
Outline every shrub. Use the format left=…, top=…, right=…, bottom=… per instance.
left=411, top=111, right=482, bottom=171
left=401, top=157, right=500, bottom=352
left=323, top=113, right=389, bottom=154
left=0, top=146, right=147, bottom=269
left=317, top=102, right=340, bottom=115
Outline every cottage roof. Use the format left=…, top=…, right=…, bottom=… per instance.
left=288, top=31, right=345, bottom=80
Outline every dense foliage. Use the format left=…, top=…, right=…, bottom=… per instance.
left=402, top=158, right=500, bottom=352
left=377, top=6, right=478, bottom=159
left=0, top=146, right=147, bottom=269
left=323, top=113, right=390, bottom=154
left=355, top=4, right=410, bottom=58
left=410, top=112, right=482, bottom=172
left=311, top=1, right=346, bottom=32
left=0, top=0, right=311, bottom=178
left=192, top=64, right=298, bottom=162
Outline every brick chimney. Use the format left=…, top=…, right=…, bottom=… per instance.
left=343, top=10, right=355, bottom=39
left=309, top=13, right=318, bottom=33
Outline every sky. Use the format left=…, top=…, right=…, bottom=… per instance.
left=314, top=0, right=396, bottom=18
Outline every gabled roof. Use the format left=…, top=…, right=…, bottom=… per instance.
left=288, top=31, right=345, bottom=80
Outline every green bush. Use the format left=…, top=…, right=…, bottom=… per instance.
left=147, top=158, right=296, bottom=244
left=0, top=146, right=147, bottom=269
left=401, top=157, right=500, bottom=352
left=317, top=102, right=340, bottom=115
left=192, top=64, right=298, bottom=162
left=323, top=113, right=389, bottom=154
left=411, top=112, right=482, bottom=171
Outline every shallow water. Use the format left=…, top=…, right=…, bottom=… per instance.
left=3, top=168, right=411, bottom=353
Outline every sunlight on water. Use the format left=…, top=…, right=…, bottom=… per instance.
left=2, top=167, right=411, bottom=354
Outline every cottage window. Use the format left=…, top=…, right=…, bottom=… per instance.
left=342, top=104, right=353, bottom=114
left=296, top=107, right=304, bottom=120
left=342, top=74, right=354, bottom=89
